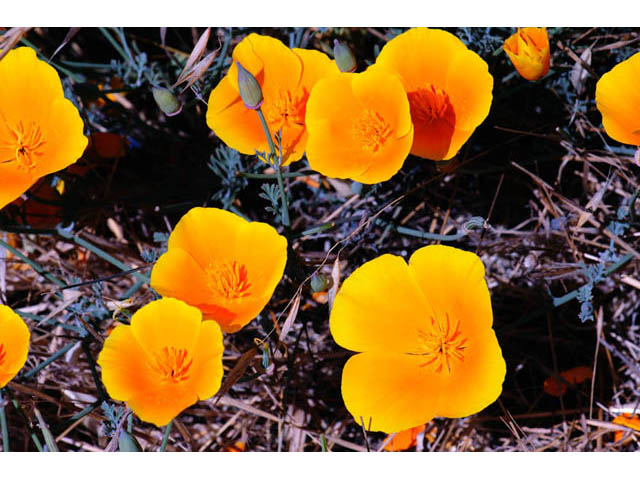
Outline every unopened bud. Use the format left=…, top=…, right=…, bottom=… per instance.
left=152, top=87, right=182, bottom=117
left=310, top=272, right=330, bottom=293
left=333, top=39, right=357, bottom=73
left=237, top=61, right=264, bottom=110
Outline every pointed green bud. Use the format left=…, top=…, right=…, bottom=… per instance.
left=236, top=61, right=264, bottom=110
left=152, top=87, right=182, bottom=117
left=118, top=430, right=142, bottom=452
left=333, top=39, right=357, bottom=73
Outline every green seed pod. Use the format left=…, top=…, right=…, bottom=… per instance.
left=333, top=39, right=357, bottom=73
left=152, top=87, right=182, bottom=117
left=236, top=61, right=264, bottom=110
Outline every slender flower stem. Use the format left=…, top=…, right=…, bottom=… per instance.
left=256, top=108, right=290, bottom=228
left=160, top=420, right=172, bottom=452
left=4, top=386, right=43, bottom=451
left=237, top=170, right=311, bottom=180
left=0, top=388, right=9, bottom=452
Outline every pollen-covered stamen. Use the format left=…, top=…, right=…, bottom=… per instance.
left=206, top=260, right=252, bottom=300
left=151, top=346, right=193, bottom=383
left=408, top=85, right=452, bottom=125
left=0, top=343, right=6, bottom=366
left=415, top=313, right=467, bottom=374
left=352, top=108, right=393, bottom=153
left=264, top=89, right=307, bottom=130
left=0, top=121, right=47, bottom=171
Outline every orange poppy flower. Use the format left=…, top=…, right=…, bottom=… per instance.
left=97, top=298, right=224, bottom=427
left=0, top=47, right=88, bottom=211
left=330, top=245, right=506, bottom=433
left=372, top=28, right=493, bottom=161
left=304, top=69, right=414, bottom=183
left=150, top=207, right=287, bottom=333
left=206, top=34, right=339, bottom=166
left=543, top=365, right=592, bottom=397
left=503, top=28, right=550, bottom=81
left=595, top=51, right=640, bottom=147
left=0, top=305, right=30, bottom=388
left=10, top=179, right=64, bottom=228
left=612, top=414, right=640, bottom=443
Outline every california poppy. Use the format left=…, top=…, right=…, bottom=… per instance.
left=503, top=28, right=551, bottom=81
left=206, top=34, right=338, bottom=166
left=0, top=305, right=30, bottom=388
left=595, top=51, right=640, bottom=147
left=150, top=207, right=287, bottom=333
left=384, top=424, right=426, bottom=452
left=543, top=365, right=592, bottom=397
left=305, top=69, right=414, bottom=183
left=330, top=245, right=506, bottom=433
left=0, top=47, right=88, bottom=211
left=97, top=298, right=224, bottom=427
left=372, top=28, right=493, bottom=161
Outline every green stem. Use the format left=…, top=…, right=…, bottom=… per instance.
left=0, top=389, right=9, bottom=452
left=20, top=341, right=80, bottom=380
left=256, top=108, right=290, bottom=228
left=98, top=27, right=130, bottom=63
left=160, top=421, right=172, bottom=452
left=4, top=386, right=44, bottom=451
left=374, top=216, right=485, bottom=242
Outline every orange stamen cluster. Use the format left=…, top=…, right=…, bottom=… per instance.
left=415, top=313, right=467, bottom=374
left=151, top=346, right=193, bottom=383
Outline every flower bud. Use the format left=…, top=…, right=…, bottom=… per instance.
left=333, top=39, right=357, bottom=73
left=310, top=272, right=330, bottom=293
left=503, top=28, right=550, bottom=81
left=152, top=87, right=182, bottom=117
left=236, top=61, right=264, bottom=110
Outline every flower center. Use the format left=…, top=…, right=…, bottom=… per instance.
left=0, top=120, right=47, bottom=171
left=415, top=313, right=467, bottom=374
left=151, top=346, right=193, bottom=383
left=0, top=343, right=6, bottom=367
left=206, top=260, right=252, bottom=300
left=263, top=89, right=307, bottom=132
left=352, top=109, right=393, bottom=153
left=408, top=85, right=452, bottom=124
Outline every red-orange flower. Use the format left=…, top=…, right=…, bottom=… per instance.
left=595, top=51, right=640, bottom=147
left=97, top=298, right=224, bottom=427
left=305, top=69, right=414, bottom=183
left=503, top=28, right=550, bottom=81
left=330, top=245, right=505, bottom=433
left=150, top=207, right=287, bottom=333
left=372, top=28, right=493, bottom=161
left=0, top=47, right=88, bottom=211
left=543, top=366, right=592, bottom=397
left=0, top=305, right=30, bottom=388
left=206, top=34, right=339, bottom=166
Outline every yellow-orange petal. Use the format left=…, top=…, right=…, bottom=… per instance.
left=341, top=352, right=441, bottom=433
left=384, top=424, right=426, bottom=452
left=408, top=245, right=493, bottom=339
left=504, top=28, right=550, bottom=82
left=0, top=305, right=30, bottom=388
left=330, top=254, right=434, bottom=354
left=150, top=207, right=287, bottom=333
left=613, top=414, right=640, bottom=442
left=97, top=324, right=159, bottom=400
left=98, top=298, right=224, bottom=427
left=305, top=69, right=413, bottom=183
left=595, top=51, right=640, bottom=147
left=373, top=28, right=493, bottom=161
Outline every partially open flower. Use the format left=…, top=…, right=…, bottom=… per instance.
left=0, top=305, right=30, bottom=388
left=595, top=51, right=640, bottom=147
left=0, top=47, right=88, bottom=211
left=206, top=34, right=339, bottom=166
left=330, top=245, right=506, bottom=433
left=504, top=28, right=550, bottom=81
left=97, top=298, right=224, bottom=427
left=150, top=207, right=287, bottom=333
left=305, top=69, right=413, bottom=183
left=372, top=28, right=493, bottom=161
